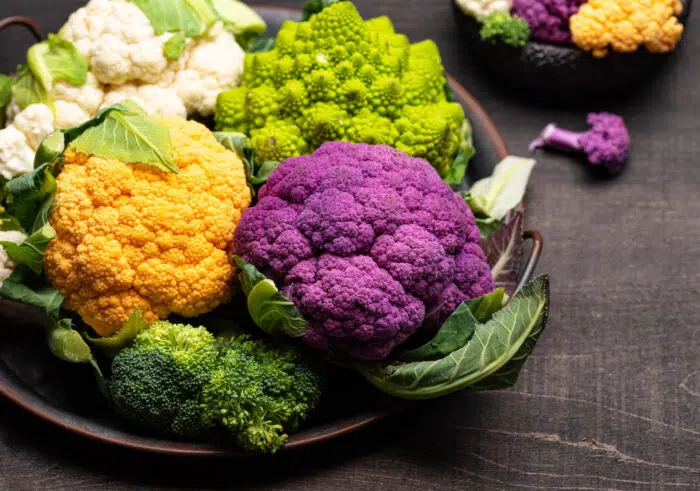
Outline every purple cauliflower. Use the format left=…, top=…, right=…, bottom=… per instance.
left=529, top=112, right=630, bottom=174
left=234, top=142, right=494, bottom=360
left=512, top=0, right=586, bottom=45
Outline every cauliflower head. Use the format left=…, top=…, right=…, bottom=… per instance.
left=44, top=117, right=252, bottom=336
left=215, top=2, right=474, bottom=184
left=570, top=0, right=685, bottom=57
left=456, top=0, right=514, bottom=22
left=0, top=104, right=54, bottom=180
left=234, top=143, right=494, bottom=360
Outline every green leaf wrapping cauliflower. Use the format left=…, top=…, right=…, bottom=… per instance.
left=215, top=2, right=475, bottom=185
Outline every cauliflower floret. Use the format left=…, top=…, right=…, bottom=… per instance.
left=103, top=84, right=187, bottom=118
left=172, top=23, right=245, bottom=116
left=59, top=0, right=170, bottom=85
left=53, top=101, right=90, bottom=129
left=0, top=230, right=28, bottom=287
left=11, top=103, right=55, bottom=150
left=52, top=72, right=105, bottom=116
left=0, top=126, right=35, bottom=180
left=456, top=0, right=513, bottom=22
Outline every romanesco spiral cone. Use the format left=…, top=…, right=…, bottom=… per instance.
left=214, top=1, right=474, bottom=184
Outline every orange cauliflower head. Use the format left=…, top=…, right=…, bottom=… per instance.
left=45, top=116, right=251, bottom=336
left=570, top=0, right=684, bottom=58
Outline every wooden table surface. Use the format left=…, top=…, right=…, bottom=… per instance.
left=1, top=1, right=698, bottom=489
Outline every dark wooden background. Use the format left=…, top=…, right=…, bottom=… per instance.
left=1, top=1, right=698, bottom=489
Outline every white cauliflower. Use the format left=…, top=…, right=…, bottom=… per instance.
left=11, top=104, right=54, bottom=150
left=102, top=84, right=187, bottom=118
left=456, top=0, right=513, bottom=21
left=171, top=22, right=245, bottom=116
left=1, top=0, right=256, bottom=175
left=59, top=0, right=171, bottom=85
left=0, top=104, right=54, bottom=180
left=0, top=230, right=28, bottom=287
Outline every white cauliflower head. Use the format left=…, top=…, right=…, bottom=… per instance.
left=11, top=104, right=55, bottom=150
left=52, top=72, right=105, bottom=116
left=0, top=230, right=28, bottom=287
left=59, top=0, right=170, bottom=85
left=171, top=22, right=246, bottom=116
left=102, top=84, right=187, bottom=118
left=456, top=0, right=513, bottom=21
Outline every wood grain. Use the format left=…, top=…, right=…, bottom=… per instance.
left=0, top=0, right=698, bottom=489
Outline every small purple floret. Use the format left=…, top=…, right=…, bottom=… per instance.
left=512, top=0, right=585, bottom=45
left=234, top=142, right=494, bottom=360
left=529, top=112, right=630, bottom=174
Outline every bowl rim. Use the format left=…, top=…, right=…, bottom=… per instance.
left=0, top=4, right=522, bottom=457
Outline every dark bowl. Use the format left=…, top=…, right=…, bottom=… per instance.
left=0, top=4, right=542, bottom=456
left=453, top=0, right=693, bottom=100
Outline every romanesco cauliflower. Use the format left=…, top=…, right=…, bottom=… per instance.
left=215, top=2, right=475, bottom=184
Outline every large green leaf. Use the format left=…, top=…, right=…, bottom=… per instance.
left=1, top=222, right=55, bottom=274
left=130, top=0, right=210, bottom=36
left=235, top=256, right=309, bottom=338
left=355, top=276, right=549, bottom=399
left=13, top=35, right=88, bottom=111
left=69, top=101, right=178, bottom=173
left=5, top=164, right=56, bottom=233
left=0, top=75, right=14, bottom=127
left=444, top=121, right=476, bottom=187
left=27, top=34, right=88, bottom=89
left=465, top=156, right=535, bottom=222
left=210, top=0, right=266, bottom=48
left=400, top=289, right=505, bottom=362
left=0, top=267, right=63, bottom=320
left=12, top=64, right=51, bottom=111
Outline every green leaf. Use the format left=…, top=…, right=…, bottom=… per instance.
left=0, top=267, right=63, bottom=320
left=130, top=0, right=208, bottom=37
left=400, top=289, right=505, bottom=362
left=47, top=318, right=94, bottom=363
left=0, top=74, right=14, bottom=127
left=13, top=64, right=51, bottom=110
left=235, top=256, right=309, bottom=338
left=1, top=222, right=55, bottom=274
left=355, top=276, right=549, bottom=399
left=27, top=34, right=88, bottom=89
left=86, top=308, right=150, bottom=357
left=302, top=0, right=342, bottom=21
left=210, top=0, right=266, bottom=48
left=0, top=211, right=24, bottom=233
left=444, top=121, right=475, bottom=187
left=248, top=37, right=276, bottom=53
left=474, top=216, right=503, bottom=237
left=6, top=164, right=56, bottom=232
left=13, top=35, right=88, bottom=111
left=480, top=207, right=524, bottom=295
left=34, top=131, right=66, bottom=169
left=69, top=101, right=178, bottom=173
left=164, top=32, right=188, bottom=61
left=214, top=131, right=277, bottom=195
left=466, top=156, right=535, bottom=222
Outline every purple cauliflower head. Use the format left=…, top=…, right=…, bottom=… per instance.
left=529, top=112, right=630, bottom=174
left=234, top=143, right=494, bottom=360
left=512, top=0, right=586, bottom=45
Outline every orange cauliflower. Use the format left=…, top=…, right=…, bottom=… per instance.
left=44, top=116, right=251, bottom=336
left=570, top=0, right=684, bottom=58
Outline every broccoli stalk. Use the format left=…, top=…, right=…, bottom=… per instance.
left=529, top=112, right=630, bottom=174
left=479, top=12, right=531, bottom=48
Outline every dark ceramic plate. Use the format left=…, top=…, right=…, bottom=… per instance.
left=0, top=5, right=542, bottom=456
left=453, top=0, right=693, bottom=99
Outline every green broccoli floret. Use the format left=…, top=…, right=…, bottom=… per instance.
left=479, top=12, right=531, bottom=48
left=109, top=321, right=217, bottom=437
left=215, top=1, right=475, bottom=184
left=201, top=336, right=324, bottom=454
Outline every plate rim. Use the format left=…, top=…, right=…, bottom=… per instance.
left=0, top=4, right=511, bottom=457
